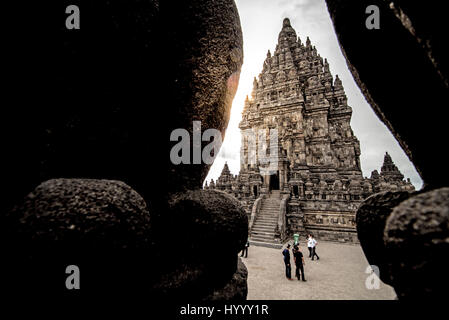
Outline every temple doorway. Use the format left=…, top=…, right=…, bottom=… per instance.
left=293, top=185, right=299, bottom=197
left=269, top=171, right=280, bottom=190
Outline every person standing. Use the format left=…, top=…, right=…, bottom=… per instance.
left=293, top=245, right=306, bottom=281
left=240, top=240, right=249, bottom=258
left=307, top=234, right=313, bottom=258
left=282, top=244, right=292, bottom=280
left=310, top=235, right=320, bottom=260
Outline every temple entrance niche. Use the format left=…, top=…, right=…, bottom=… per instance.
left=253, top=185, right=258, bottom=197
left=293, top=185, right=299, bottom=198
left=269, top=171, right=280, bottom=190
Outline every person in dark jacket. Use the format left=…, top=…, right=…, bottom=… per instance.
left=293, top=245, right=306, bottom=281
left=282, top=244, right=293, bottom=280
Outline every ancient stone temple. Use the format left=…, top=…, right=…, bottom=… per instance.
left=206, top=18, right=415, bottom=244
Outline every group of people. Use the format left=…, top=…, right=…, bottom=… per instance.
left=282, top=234, right=319, bottom=281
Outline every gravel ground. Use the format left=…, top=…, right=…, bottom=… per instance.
left=240, top=241, right=396, bottom=300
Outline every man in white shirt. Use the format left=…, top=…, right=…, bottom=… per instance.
left=310, top=235, right=320, bottom=260
left=307, top=234, right=313, bottom=258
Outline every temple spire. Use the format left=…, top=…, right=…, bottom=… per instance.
left=221, top=162, right=231, bottom=175
left=380, top=152, right=404, bottom=181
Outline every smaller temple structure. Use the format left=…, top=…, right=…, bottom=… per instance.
left=206, top=152, right=415, bottom=243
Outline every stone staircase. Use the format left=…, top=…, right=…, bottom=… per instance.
left=249, top=190, right=282, bottom=248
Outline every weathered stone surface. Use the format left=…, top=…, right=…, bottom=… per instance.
left=384, top=188, right=449, bottom=299
left=387, top=0, right=449, bottom=89
left=164, top=0, right=243, bottom=193
left=356, top=190, right=413, bottom=284
left=203, top=258, right=248, bottom=301
left=8, top=179, right=151, bottom=245
left=1, top=179, right=153, bottom=293
left=2, top=0, right=246, bottom=299
left=325, top=0, right=449, bottom=299
left=325, top=0, right=448, bottom=189
left=165, top=189, right=248, bottom=260
left=153, top=256, right=248, bottom=301
left=207, top=19, right=413, bottom=244
left=146, top=189, right=248, bottom=299
left=2, top=0, right=243, bottom=216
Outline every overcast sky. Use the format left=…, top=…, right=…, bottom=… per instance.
left=205, top=0, right=423, bottom=189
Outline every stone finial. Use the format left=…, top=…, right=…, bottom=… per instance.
left=324, top=58, right=330, bottom=72
left=283, top=18, right=291, bottom=28
left=334, top=74, right=342, bottom=87
left=306, top=36, right=311, bottom=47
left=383, top=152, right=393, bottom=164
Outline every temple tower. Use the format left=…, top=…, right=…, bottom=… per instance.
left=209, top=19, right=415, bottom=243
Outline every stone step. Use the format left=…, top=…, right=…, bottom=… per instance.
left=251, top=231, right=276, bottom=237
left=257, top=216, right=277, bottom=219
left=256, top=216, right=278, bottom=220
left=252, top=226, right=276, bottom=232
left=254, top=219, right=277, bottom=223
left=252, top=224, right=276, bottom=230
left=256, top=216, right=277, bottom=220
left=249, top=240, right=283, bottom=249
left=250, top=235, right=276, bottom=242
left=251, top=230, right=276, bottom=237
left=250, top=235, right=278, bottom=243
left=251, top=231, right=276, bottom=240
left=258, top=212, right=278, bottom=215
left=253, top=223, right=277, bottom=228
left=254, top=220, right=276, bottom=225
left=251, top=229, right=275, bottom=235
left=255, top=220, right=277, bottom=225
left=250, top=239, right=277, bottom=245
